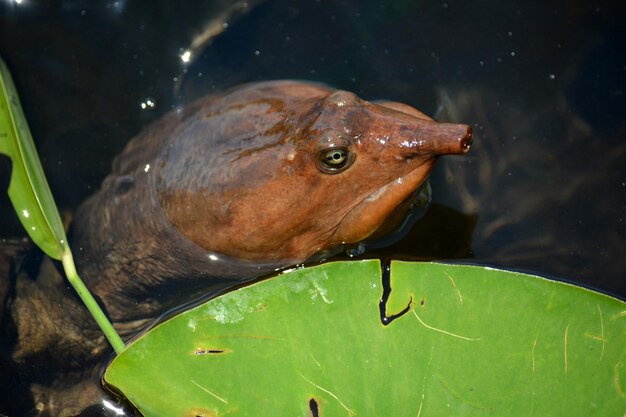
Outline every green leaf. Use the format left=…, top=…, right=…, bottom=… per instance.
left=104, top=261, right=626, bottom=416
left=0, top=56, right=66, bottom=259
left=0, top=57, right=125, bottom=353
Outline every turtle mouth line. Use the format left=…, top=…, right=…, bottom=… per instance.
left=331, top=160, right=436, bottom=245
left=363, top=181, right=432, bottom=246
left=360, top=163, right=431, bottom=208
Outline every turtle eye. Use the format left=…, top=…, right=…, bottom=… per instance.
left=316, top=147, right=354, bottom=173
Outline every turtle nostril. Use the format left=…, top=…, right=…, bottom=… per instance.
left=460, top=127, right=473, bottom=151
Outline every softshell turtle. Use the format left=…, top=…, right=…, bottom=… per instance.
left=0, top=80, right=472, bottom=416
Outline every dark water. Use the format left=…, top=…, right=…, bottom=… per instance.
left=0, top=0, right=624, bottom=415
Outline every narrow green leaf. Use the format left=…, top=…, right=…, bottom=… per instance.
left=105, top=261, right=626, bottom=416
left=0, top=57, right=125, bottom=353
left=0, top=56, right=65, bottom=259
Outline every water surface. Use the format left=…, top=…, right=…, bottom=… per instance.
left=0, top=0, right=624, bottom=415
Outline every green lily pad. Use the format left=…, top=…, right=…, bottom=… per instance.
left=104, top=260, right=626, bottom=416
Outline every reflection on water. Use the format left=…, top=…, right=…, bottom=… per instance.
left=0, top=0, right=624, bottom=415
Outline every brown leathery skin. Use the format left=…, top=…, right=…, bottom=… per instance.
left=71, top=80, right=471, bottom=323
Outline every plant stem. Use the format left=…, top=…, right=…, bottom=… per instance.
left=61, top=247, right=126, bottom=354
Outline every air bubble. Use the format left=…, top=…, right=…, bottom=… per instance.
left=180, top=50, right=192, bottom=63
left=140, top=98, right=156, bottom=110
